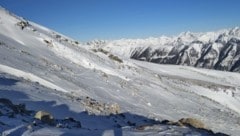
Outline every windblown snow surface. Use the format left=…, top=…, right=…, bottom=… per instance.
left=0, top=7, right=240, bottom=136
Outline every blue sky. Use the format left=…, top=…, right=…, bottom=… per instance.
left=1, top=0, right=240, bottom=41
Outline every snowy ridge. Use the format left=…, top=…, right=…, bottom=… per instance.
left=0, top=6, right=240, bottom=136
left=89, top=27, right=240, bottom=72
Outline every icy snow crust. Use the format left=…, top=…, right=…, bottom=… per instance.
left=0, top=7, right=240, bottom=135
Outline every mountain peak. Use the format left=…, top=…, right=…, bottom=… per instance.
left=228, top=26, right=240, bottom=36
left=90, top=27, right=240, bottom=72
left=1, top=6, right=240, bottom=136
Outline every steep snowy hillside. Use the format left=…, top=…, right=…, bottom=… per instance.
left=89, top=27, right=240, bottom=72
left=0, top=6, right=240, bottom=136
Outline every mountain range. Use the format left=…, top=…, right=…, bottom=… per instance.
left=0, top=6, right=240, bottom=136
left=89, top=27, right=240, bottom=72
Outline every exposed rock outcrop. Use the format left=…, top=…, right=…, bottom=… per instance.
left=82, top=96, right=121, bottom=115
left=179, top=118, right=205, bottom=129
left=34, top=111, right=54, bottom=125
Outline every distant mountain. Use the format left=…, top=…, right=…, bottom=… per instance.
left=1, top=6, right=240, bottom=135
left=90, top=27, right=240, bottom=72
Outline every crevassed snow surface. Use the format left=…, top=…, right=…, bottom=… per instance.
left=0, top=7, right=240, bottom=136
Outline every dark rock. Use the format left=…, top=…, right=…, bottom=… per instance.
left=16, top=21, right=30, bottom=30
left=0, top=98, right=13, bottom=106
left=57, top=117, right=82, bottom=128
left=160, top=119, right=170, bottom=124
left=179, top=118, right=205, bottom=129
left=127, top=121, right=136, bottom=126
left=214, top=132, right=229, bottom=136
left=64, top=117, right=76, bottom=122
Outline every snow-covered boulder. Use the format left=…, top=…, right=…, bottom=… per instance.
left=34, top=111, right=54, bottom=124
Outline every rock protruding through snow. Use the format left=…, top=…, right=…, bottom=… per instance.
left=34, top=111, right=54, bottom=125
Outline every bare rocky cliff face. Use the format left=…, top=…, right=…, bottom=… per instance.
left=131, top=34, right=240, bottom=72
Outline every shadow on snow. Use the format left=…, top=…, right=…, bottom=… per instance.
left=0, top=76, right=228, bottom=136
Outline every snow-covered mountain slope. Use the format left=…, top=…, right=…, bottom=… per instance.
left=89, top=27, right=240, bottom=72
left=0, top=6, right=240, bottom=135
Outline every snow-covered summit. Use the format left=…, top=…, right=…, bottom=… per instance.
left=0, top=7, right=240, bottom=136
left=89, top=27, right=240, bottom=72
left=89, top=27, right=240, bottom=46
